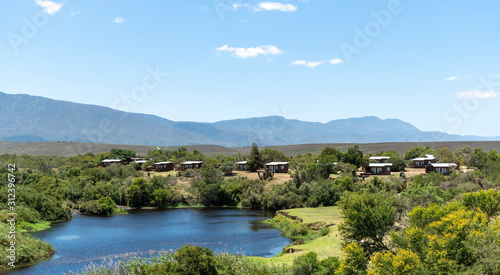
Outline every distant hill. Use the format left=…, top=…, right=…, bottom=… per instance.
left=1, top=91, right=499, bottom=146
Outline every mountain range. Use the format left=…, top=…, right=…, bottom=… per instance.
left=1, top=91, right=499, bottom=146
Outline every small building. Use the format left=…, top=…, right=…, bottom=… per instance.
left=369, top=156, right=391, bottom=163
left=365, top=163, right=392, bottom=175
left=426, top=163, right=457, bottom=175
left=265, top=162, right=289, bottom=173
left=154, top=161, right=174, bottom=172
left=101, top=159, right=122, bottom=167
left=235, top=161, right=247, bottom=171
left=412, top=155, right=436, bottom=168
left=179, top=161, right=203, bottom=171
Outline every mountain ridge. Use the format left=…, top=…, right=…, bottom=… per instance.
left=1, top=91, right=499, bottom=146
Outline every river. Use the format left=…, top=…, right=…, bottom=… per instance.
left=9, top=208, right=290, bottom=275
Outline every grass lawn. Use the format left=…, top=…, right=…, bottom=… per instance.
left=253, top=206, right=343, bottom=266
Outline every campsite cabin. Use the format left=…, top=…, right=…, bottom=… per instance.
left=411, top=155, right=436, bottom=168
left=236, top=161, right=247, bottom=171
left=101, top=159, right=123, bottom=167
left=426, top=163, right=457, bottom=175
left=265, top=162, right=289, bottom=173
left=369, top=156, right=391, bottom=163
left=179, top=161, right=203, bottom=171
left=154, top=161, right=174, bottom=172
left=365, top=163, right=392, bottom=175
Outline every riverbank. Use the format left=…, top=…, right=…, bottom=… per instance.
left=253, top=206, right=343, bottom=266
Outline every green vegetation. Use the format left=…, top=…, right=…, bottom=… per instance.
left=2, top=143, right=500, bottom=273
left=0, top=222, right=55, bottom=269
left=247, top=143, right=262, bottom=172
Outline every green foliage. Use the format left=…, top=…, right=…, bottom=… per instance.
left=292, top=252, right=319, bottom=275
left=387, top=155, right=406, bottom=172
left=247, top=143, right=262, bottom=172
left=172, top=244, right=217, bottom=275
left=264, top=214, right=330, bottom=248
left=336, top=243, right=368, bottom=275
left=320, top=147, right=343, bottom=162
left=0, top=223, right=54, bottom=270
left=220, top=160, right=235, bottom=176
left=462, top=189, right=500, bottom=219
left=79, top=197, right=116, bottom=216
left=261, top=149, right=289, bottom=164
left=338, top=192, right=396, bottom=255
left=342, top=146, right=367, bottom=168
left=390, top=201, right=492, bottom=274
left=368, top=249, right=423, bottom=275
left=107, top=149, right=137, bottom=161
left=126, top=177, right=154, bottom=207
left=200, top=165, right=224, bottom=184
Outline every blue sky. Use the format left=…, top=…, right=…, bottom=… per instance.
left=1, top=0, right=500, bottom=136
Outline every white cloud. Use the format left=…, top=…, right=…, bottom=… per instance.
left=35, top=0, right=63, bottom=15
left=113, top=17, right=126, bottom=24
left=291, top=60, right=322, bottom=68
left=71, top=11, right=82, bottom=17
left=241, top=19, right=248, bottom=23
left=443, top=76, right=459, bottom=81
left=233, top=3, right=252, bottom=11
left=291, top=58, right=343, bottom=68
left=215, top=45, right=283, bottom=59
left=494, top=74, right=500, bottom=78
left=329, top=58, right=343, bottom=64
left=255, top=2, right=298, bottom=12
left=457, top=90, right=500, bottom=99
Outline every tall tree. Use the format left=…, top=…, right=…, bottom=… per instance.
left=338, top=192, right=396, bottom=256
left=247, top=143, right=262, bottom=172
left=342, top=146, right=367, bottom=168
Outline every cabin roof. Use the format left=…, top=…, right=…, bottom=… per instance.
left=181, top=161, right=203, bottom=165
left=134, top=160, right=147, bottom=164
left=369, top=156, right=391, bottom=160
left=101, top=159, right=122, bottom=162
left=430, top=163, right=457, bottom=168
left=368, top=163, right=393, bottom=167
left=154, top=161, right=173, bottom=165
left=412, top=154, right=436, bottom=161
left=236, top=161, right=247, bottom=164
left=265, top=162, right=289, bottom=165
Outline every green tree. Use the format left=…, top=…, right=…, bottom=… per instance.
left=336, top=243, right=368, bottom=275
left=320, top=147, right=343, bottom=162
left=200, top=165, right=223, bottom=184
left=387, top=155, right=406, bottom=172
left=108, top=148, right=137, bottom=161
left=173, top=245, right=217, bottom=275
left=151, top=188, right=174, bottom=207
left=342, top=146, right=367, bottom=168
left=247, top=143, right=262, bottom=172
left=260, top=149, right=289, bottom=164
left=293, top=252, right=320, bottom=275
left=220, top=161, right=235, bottom=176
left=462, top=189, right=500, bottom=219
left=404, top=147, right=424, bottom=160
left=338, top=192, right=396, bottom=255
left=368, top=249, right=423, bottom=275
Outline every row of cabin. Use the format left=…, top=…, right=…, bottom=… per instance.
left=100, top=158, right=290, bottom=173
left=228, top=161, right=290, bottom=173
left=364, top=155, right=458, bottom=175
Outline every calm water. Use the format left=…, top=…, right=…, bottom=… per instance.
left=9, top=208, right=290, bottom=275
